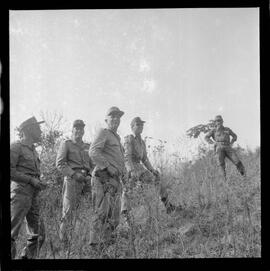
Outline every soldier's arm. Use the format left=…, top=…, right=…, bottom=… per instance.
left=123, top=135, right=135, bottom=172
left=141, top=141, right=155, bottom=172
left=204, top=129, right=215, bottom=144
left=10, top=143, right=33, bottom=184
left=228, top=128, right=237, bottom=145
left=89, top=129, right=110, bottom=170
left=55, top=141, right=75, bottom=177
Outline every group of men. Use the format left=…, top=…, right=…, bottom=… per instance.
left=10, top=107, right=246, bottom=259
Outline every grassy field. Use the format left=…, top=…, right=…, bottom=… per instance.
left=15, top=146, right=261, bottom=259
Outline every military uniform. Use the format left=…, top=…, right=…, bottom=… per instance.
left=121, top=117, right=175, bottom=217
left=10, top=118, right=45, bottom=259
left=56, top=137, right=93, bottom=243
left=89, top=121, right=126, bottom=245
left=205, top=116, right=245, bottom=179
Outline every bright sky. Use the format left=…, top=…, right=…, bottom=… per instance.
left=9, top=8, right=260, bottom=158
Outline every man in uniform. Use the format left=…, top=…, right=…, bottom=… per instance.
left=56, top=119, right=93, bottom=245
left=89, top=106, right=126, bottom=249
left=10, top=116, right=47, bottom=259
left=121, top=117, right=177, bottom=224
left=204, top=115, right=246, bottom=180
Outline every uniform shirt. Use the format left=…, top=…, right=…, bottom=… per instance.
left=10, top=140, right=41, bottom=194
left=89, top=128, right=125, bottom=175
left=205, top=126, right=237, bottom=145
left=124, top=134, right=153, bottom=172
left=56, top=139, right=93, bottom=177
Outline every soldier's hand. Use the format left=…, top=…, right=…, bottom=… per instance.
left=107, top=165, right=118, bottom=177
left=30, top=178, right=47, bottom=190
left=73, top=172, right=85, bottom=183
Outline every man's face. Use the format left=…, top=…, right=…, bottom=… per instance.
left=215, top=119, right=223, bottom=128
left=30, top=124, right=42, bottom=143
left=106, top=113, right=121, bottom=131
left=72, top=126, right=85, bottom=140
left=132, top=122, right=144, bottom=135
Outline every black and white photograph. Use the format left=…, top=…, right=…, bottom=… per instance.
left=5, top=6, right=263, bottom=262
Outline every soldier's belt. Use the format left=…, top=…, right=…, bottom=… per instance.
left=73, top=168, right=91, bottom=176
left=215, top=141, right=230, bottom=145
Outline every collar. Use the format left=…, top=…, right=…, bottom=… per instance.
left=134, top=134, right=142, bottom=140
left=20, top=139, right=35, bottom=150
left=71, top=137, right=84, bottom=146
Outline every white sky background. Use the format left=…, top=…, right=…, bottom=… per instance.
left=9, top=8, right=260, bottom=159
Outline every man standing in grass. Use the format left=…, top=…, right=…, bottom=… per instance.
left=204, top=115, right=246, bottom=180
left=10, top=116, right=47, bottom=259
left=56, top=119, right=93, bottom=246
left=89, top=106, right=126, bottom=250
left=120, top=116, right=177, bottom=227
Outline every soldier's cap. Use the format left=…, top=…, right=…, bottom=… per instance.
left=19, top=116, right=45, bottom=131
left=73, top=119, right=85, bottom=128
left=214, top=115, right=223, bottom=122
left=131, top=117, right=146, bottom=127
left=106, top=106, right=124, bottom=117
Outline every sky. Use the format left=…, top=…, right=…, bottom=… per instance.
left=9, top=8, right=260, bottom=159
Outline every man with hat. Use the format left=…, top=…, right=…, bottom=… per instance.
left=10, top=116, right=47, bottom=259
left=56, top=119, right=93, bottom=245
left=88, top=106, right=126, bottom=249
left=205, top=115, right=246, bottom=180
left=120, top=117, right=177, bottom=225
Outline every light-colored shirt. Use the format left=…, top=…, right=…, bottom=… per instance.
left=89, top=128, right=125, bottom=175
left=124, top=134, right=154, bottom=172
left=56, top=139, right=93, bottom=177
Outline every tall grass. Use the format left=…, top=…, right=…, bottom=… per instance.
left=15, top=146, right=261, bottom=258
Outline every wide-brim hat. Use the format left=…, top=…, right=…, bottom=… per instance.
left=19, top=116, right=45, bottom=131
left=73, top=119, right=85, bottom=128
left=131, top=116, right=146, bottom=127
left=106, top=106, right=124, bottom=117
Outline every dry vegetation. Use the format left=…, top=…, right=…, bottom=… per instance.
left=15, top=132, right=261, bottom=259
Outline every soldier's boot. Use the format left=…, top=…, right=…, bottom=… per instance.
left=161, top=197, right=176, bottom=214
left=236, top=162, right=246, bottom=177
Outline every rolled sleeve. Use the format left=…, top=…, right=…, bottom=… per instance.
left=124, top=135, right=135, bottom=172
left=56, top=141, right=75, bottom=177
left=228, top=128, right=237, bottom=142
left=89, top=129, right=110, bottom=170
left=141, top=141, right=154, bottom=172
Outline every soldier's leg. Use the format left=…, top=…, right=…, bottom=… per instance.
left=216, top=147, right=227, bottom=180
left=60, top=176, right=77, bottom=242
left=105, top=179, right=121, bottom=242
left=120, top=175, right=136, bottom=215
left=89, top=176, right=110, bottom=245
left=21, top=193, right=45, bottom=259
left=226, top=147, right=246, bottom=176
left=156, top=175, right=178, bottom=214
left=11, top=193, right=32, bottom=259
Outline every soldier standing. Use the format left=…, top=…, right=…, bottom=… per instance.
left=120, top=117, right=177, bottom=225
left=204, top=115, right=246, bottom=180
left=10, top=116, right=47, bottom=259
left=56, top=119, right=93, bottom=245
left=89, top=106, right=126, bottom=249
